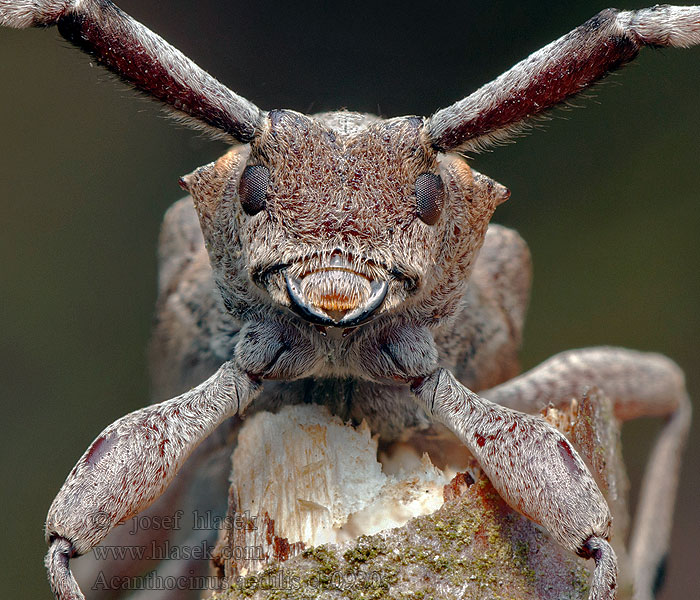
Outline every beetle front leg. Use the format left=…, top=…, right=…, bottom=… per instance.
left=45, top=361, right=259, bottom=600
left=44, top=317, right=320, bottom=600
left=481, top=347, right=691, bottom=600
left=412, top=368, right=616, bottom=600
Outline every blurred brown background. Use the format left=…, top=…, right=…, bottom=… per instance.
left=1, top=1, right=698, bottom=597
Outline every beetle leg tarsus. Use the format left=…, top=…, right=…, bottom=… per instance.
left=581, top=536, right=618, bottom=600
left=46, top=536, right=83, bottom=600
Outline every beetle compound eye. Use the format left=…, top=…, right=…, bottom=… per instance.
left=238, top=165, right=269, bottom=215
left=415, top=173, right=444, bottom=225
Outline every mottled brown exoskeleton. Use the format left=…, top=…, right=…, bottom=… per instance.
left=1, top=2, right=698, bottom=600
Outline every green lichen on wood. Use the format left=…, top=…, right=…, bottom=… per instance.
left=343, top=535, right=389, bottom=565
left=210, top=475, right=591, bottom=600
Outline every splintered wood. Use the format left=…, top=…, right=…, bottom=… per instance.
left=214, top=405, right=450, bottom=577
left=211, top=396, right=631, bottom=599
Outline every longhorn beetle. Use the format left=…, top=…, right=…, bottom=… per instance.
left=0, top=2, right=698, bottom=600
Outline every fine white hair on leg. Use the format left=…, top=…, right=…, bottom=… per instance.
left=45, top=536, right=84, bottom=600
left=619, top=4, right=700, bottom=48
left=482, top=347, right=686, bottom=420
left=427, top=5, right=700, bottom=153
left=413, top=368, right=620, bottom=600
left=43, top=361, right=258, bottom=600
left=584, top=536, right=618, bottom=600
left=413, top=369, right=612, bottom=554
left=481, top=346, right=692, bottom=600
left=0, top=0, right=77, bottom=28
left=629, top=393, right=692, bottom=600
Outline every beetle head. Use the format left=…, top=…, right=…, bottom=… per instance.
left=184, top=109, right=509, bottom=330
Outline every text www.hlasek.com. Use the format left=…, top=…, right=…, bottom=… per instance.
left=92, top=539, right=264, bottom=562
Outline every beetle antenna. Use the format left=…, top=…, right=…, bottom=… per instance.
left=0, top=0, right=263, bottom=142
left=427, top=6, right=700, bottom=153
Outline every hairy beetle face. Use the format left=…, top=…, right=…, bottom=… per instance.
left=185, top=110, right=508, bottom=328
